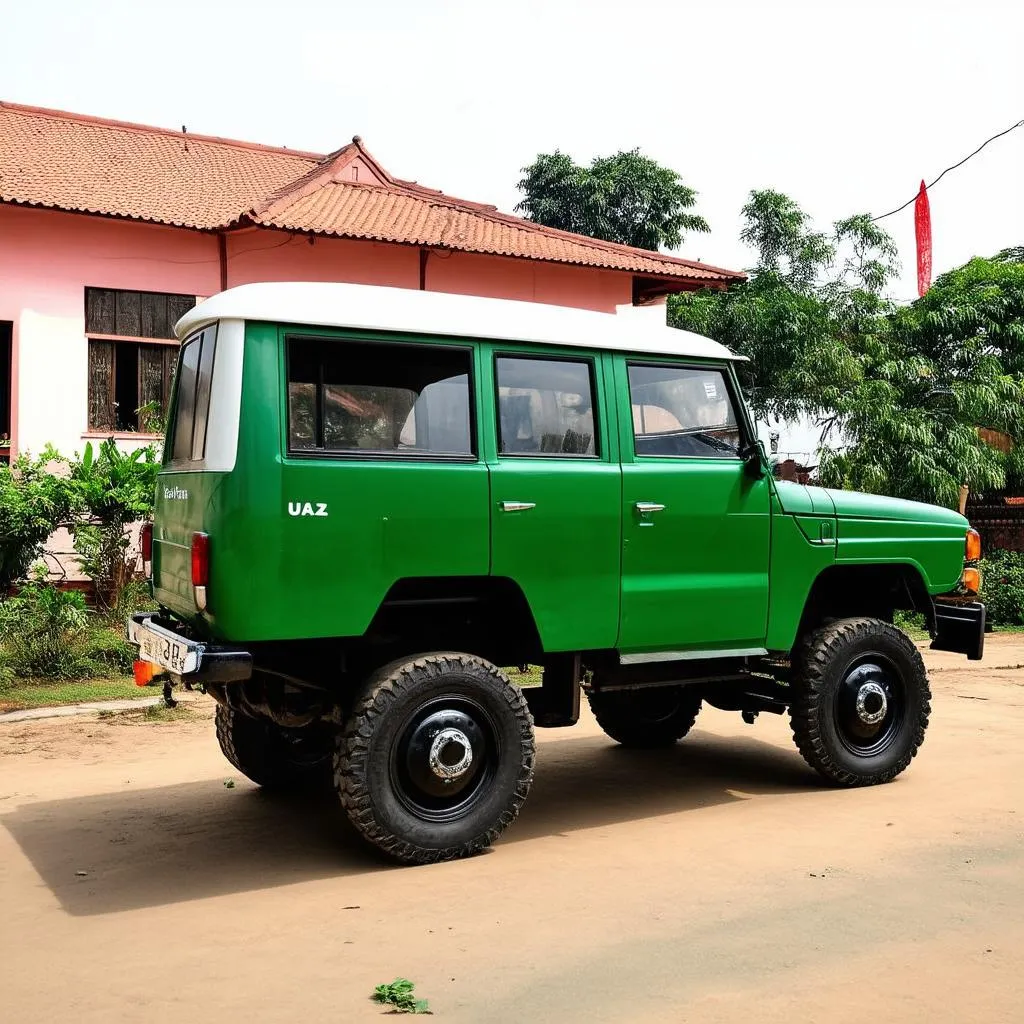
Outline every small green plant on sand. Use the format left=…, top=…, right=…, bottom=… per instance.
left=373, top=978, right=431, bottom=1014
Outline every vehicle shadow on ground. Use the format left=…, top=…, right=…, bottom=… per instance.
left=1, top=729, right=818, bottom=916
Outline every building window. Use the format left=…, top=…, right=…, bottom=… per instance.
left=85, top=287, right=196, bottom=433
left=287, top=336, right=474, bottom=457
left=495, top=356, right=597, bottom=456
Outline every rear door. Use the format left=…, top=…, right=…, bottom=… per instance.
left=616, top=357, right=771, bottom=655
left=485, top=348, right=621, bottom=652
left=153, top=323, right=219, bottom=613
left=278, top=332, right=490, bottom=639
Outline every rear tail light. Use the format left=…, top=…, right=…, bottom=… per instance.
left=191, top=532, right=209, bottom=610
left=133, top=660, right=156, bottom=686
left=965, top=528, right=981, bottom=562
left=140, top=523, right=153, bottom=576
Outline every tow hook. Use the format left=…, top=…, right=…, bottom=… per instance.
left=742, top=710, right=759, bottom=725
left=162, top=679, right=177, bottom=708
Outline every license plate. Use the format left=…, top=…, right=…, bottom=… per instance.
left=132, top=621, right=201, bottom=675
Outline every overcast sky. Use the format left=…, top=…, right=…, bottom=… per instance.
left=2, top=0, right=1021, bottom=303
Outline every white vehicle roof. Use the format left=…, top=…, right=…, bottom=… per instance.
left=175, top=281, right=742, bottom=362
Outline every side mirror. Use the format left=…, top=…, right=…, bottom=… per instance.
left=740, top=441, right=767, bottom=478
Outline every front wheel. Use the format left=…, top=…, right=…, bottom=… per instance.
left=790, top=617, right=931, bottom=786
left=335, top=654, right=535, bottom=864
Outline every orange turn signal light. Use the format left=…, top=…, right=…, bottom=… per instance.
left=133, top=660, right=156, bottom=687
left=961, top=567, right=981, bottom=595
left=965, top=528, right=981, bottom=563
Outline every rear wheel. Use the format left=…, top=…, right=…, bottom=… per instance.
left=215, top=704, right=333, bottom=792
left=790, top=617, right=931, bottom=786
left=335, top=653, right=535, bottom=864
left=587, top=685, right=702, bottom=748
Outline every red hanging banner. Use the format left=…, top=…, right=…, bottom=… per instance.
left=914, top=179, right=932, bottom=297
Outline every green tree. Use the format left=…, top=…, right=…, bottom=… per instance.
left=671, top=189, right=1024, bottom=508
left=66, top=440, right=161, bottom=610
left=819, top=253, right=1024, bottom=506
left=668, top=191, right=891, bottom=424
left=0, top=448, right=74, bottom=591
left=516, top=149, right=709, bottom=250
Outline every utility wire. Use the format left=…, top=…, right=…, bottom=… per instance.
left=871, top=117, right=1024, bottom=222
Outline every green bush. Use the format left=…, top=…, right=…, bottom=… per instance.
left=83, top=627, right=138, bottom=675
left=0, top=448, right=73, bottom=591
left=979, top=549, right=1024, bottom=626
left=0, top=573, right=93, bottom=679
left=67, top=440, right=160, bottom=612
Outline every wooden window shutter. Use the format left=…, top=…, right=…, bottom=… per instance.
left=88, top=341, right=115, bottom=431
left=85, top=288, right=116, bottom=335
left=137, top=345, right=166, bottom=432
left=140, top=292, right=170, bottom=339
left=114, top=289, right=142, bottom=337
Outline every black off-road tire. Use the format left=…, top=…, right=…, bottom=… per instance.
left=790, top=617, right=931, bottom=786
left=335, top=653, right=535, bottom=864
left=587, top=685, right=702, bottom=748
left=215, top=704, right=333, bottom=792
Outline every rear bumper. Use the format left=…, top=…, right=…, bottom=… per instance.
left=128, top=613, right=253, bottom=683
left=930, top=600, right=985, bottom=661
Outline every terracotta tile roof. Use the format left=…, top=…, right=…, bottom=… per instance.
left=0, top=101, right=743, bottom=286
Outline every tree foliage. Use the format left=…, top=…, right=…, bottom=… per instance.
left=669, top=190, right=889, bottom=423
left=670, top=188, right=1024, bottom=507
left=516, top=149, right=709, bottom=250
left=67, top=440, right=160, bottom=610
left=820, top=253, right=1024, bottom=506
left=0, top=448, right=74, bottom=592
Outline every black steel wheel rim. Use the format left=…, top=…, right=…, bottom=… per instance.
left=389, top=695, right=500, bottom=823
left=833, top=652, right=906, bottom=757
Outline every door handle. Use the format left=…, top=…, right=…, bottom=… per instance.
left=635, top=502, right=666, bottom=514
left=501, top=501, right=536, bottom=512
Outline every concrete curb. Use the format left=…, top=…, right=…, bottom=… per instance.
left=0, top=697, right=162, bottom=723
left=0, top=693, right=210, bottom=724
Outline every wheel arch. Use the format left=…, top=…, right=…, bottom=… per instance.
left=791, top=562, right=933, bottom=651
left=364, top=575, right=544, bottom=666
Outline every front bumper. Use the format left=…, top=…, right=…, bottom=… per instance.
left=128, top=613, right=253, bottom=683
left=931, top=600, right=985, bottom=661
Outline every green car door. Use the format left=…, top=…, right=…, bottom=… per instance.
left=615, top=356, right=772, bottom=656
left=484, top=347, right=622, bottom=653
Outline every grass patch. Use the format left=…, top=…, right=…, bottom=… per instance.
left=140, top=702, right=195, bottom=723
left=0, top=676, right=149, bottom=712
left=505, top=665, right=543, bottom=687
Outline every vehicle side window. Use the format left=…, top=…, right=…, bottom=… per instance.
left=287, top=337, right=474, bottom=457
left=495, top=356, right=597, bottom=457
left=169, top=324, right=217, bottom=464
left=627, top=363, right=742, bottom=459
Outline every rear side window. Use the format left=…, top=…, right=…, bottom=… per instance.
left=287, top=337, right=474, bottom=457
left=628, top=363, right=742, bottom=458
left=495, top=356, right=597, bottom=456
left=168, top=325, right=217, bottom=464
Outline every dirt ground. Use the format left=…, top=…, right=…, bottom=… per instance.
left=2, top=639, right=1022, bottom=1023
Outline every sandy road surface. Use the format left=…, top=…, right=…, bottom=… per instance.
left=2, top=639, right=1022, bottom=1023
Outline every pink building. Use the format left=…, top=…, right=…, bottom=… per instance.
left=0, top=101, right=742, bottom=462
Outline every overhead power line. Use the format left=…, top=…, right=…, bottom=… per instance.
left=871, top=117, right=1024, bottom=222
